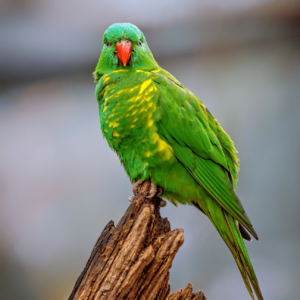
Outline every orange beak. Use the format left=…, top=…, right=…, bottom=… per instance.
left=116, top=39, right=132, bottom=66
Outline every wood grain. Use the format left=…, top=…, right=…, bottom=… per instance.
left=68, top=181, right=206, bottom=300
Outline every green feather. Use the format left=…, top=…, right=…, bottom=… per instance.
left=94, top=23, right=263, bottom=300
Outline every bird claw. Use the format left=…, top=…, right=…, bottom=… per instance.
left=157, top=186, right=163, bottom=197
left=146, top=183, right=164, bottom=202
left=132, top=179, right=143, bottom=196
left=146, top=182, right=157, bottom=199
left=132, top=180, right=165, bottom=206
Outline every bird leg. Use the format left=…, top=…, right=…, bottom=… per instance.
left=146, top=182, right=164, bottom=198
left=128, top=179, right=144, bottom=201
left=146, top=182, right=157, bottom=199
left=146, top=183, right=166, bottom=207
left=129, top=180, right=165, bottom=207
left=132, top=179, right=143, bottom=195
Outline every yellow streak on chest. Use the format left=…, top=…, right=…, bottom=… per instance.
left=108, top=120, right=119, bottom=128
left=102, top=73, right=163, bottom=149
left=147, top=132, right=174, bottom=162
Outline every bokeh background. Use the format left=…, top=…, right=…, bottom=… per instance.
left=1, top=0, right=300, bottom=299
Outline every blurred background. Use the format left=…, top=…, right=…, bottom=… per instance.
left=0, top=0, right=300, bottom=299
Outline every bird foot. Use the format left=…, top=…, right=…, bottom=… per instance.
left=132, top=179, right=143, bottom=196
left=129, top=180, right=165, bottom=207
left=128, top=179, right=144, bottom=202
left=146, top=184, right=166, bottom=207
left=146, top=183, right=164, bottom=199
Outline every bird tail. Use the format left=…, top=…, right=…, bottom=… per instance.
left=206, top=203, right=264, bottom=300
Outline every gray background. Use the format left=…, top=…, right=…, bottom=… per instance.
left=0, top=0, right=299, bottom=299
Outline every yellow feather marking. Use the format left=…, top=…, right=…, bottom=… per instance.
left=147, top=119, right=154, bottom=127
left=139, top=79, right=152, bottom=94
left=152, top=132, right=159, bottom=143
left=145, top=150, right=152, bottom=157
left=103, top=97, right=109, bottom=105
left=103, top=76, right=110, bottom=83
left=147, top=102, right=154, bottom=109
left=103, top=106, right=107, bottom=112
left=151, top=69, right=160, bottom=73
left=157, top=140, right=167, bottom=152
left=136, top=70, right=145, bottom=73
left=104, top=94, right=116, bottom=102
left=130, top=124, right=135, bottom=128
left=131, top=109, right=138, bottom=115
left=130, top=86, right=139, bottom=92
left=108, top=113, right=115, bottom=118
left=127, top=94, right=142, bottom=103
left=109, top=121, right=119, bottom=128
left=127, top=103, right=140, bottom=111
left=112, top=131, right=120, bottom=137
left=113, top=69, right=127, bottom=73
left=117, top=89, right=125, bottom=94
left=152, top=132, right=174, bottom=161
left=132, top=117, right=138, bottom=123
left=146, top=96, right=153, bottom=102
left=145, top=88, right=155, bottom=96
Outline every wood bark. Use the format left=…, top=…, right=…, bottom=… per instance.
left=68, top=180, right=206, bottom=300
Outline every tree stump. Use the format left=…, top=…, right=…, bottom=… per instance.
left=68, top=181, right=206, bottom=300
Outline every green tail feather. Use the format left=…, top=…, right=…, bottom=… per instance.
left=206, top=203, right=263, bottom=300
left=225, top=212, right=264, bottom=300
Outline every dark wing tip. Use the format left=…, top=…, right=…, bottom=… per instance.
left=250, top=226, right=259, bottom=240
left=239, top=223, right=252, bottom=241
left=239, top=223, right=259, bottom=241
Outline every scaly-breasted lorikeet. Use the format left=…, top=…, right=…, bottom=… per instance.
left=94, top=23, right=263, bottom=300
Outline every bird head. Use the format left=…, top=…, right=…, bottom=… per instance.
left=94, top=23, right=159, bottom=81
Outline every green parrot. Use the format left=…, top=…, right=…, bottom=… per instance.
left=94, top=23, right=263, bottom=300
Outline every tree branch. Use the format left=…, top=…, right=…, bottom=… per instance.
left=68, top=181, right=206, bottom=300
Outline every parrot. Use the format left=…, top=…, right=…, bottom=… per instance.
left=94, top=23, right=263, bottom=300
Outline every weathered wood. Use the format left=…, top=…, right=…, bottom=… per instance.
left=68, top=180, right=206, bottom=300
left=168, top=284, right=206, bottom=300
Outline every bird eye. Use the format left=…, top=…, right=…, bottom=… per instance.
left=106, top=40, right=110, bottom=48
left=138, top=40, right=142, bottom=46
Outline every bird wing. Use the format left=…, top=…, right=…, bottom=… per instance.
left=149, top=70, right=258, bottom=239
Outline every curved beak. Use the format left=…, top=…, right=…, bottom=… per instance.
left=116, top=39, right=132, bottom=66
